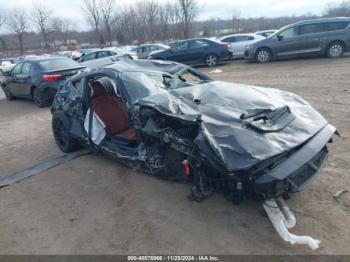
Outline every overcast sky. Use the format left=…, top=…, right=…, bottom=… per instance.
left=0, top=0, right=345, bottom=32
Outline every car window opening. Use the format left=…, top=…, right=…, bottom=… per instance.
left=86, top=76, right=137, bottom=144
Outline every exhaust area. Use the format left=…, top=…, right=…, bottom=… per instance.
left=263, top=198, right=320, bottom=251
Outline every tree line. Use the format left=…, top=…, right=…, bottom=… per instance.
left=0, top=0, right=350, bottom=56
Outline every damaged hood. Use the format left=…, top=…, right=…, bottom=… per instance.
left=140, top=81, right=329, bottom=171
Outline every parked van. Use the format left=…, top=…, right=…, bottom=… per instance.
left=244, top=17, right=350, bottom=63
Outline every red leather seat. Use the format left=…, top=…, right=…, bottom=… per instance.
left=91, top=79, right=136, bottom=141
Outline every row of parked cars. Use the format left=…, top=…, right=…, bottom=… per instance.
left=144, top=17, right=350, bottom=64
left=0, top=17, right=349, bottom=108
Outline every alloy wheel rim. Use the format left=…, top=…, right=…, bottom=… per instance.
left=53, top=119, right=68, bottom=147
left=329, top=44, right=343, bottom=57
left=206, top=55, right=217, bottom=66
left=258, top=50, right=269, bottom=62
left=34, top=91, right=42, bottom=106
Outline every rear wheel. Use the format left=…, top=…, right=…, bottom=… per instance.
left=52, top=111, right=80, bottom=153
left=327, top=41, right=344, bottom=58
left=256, top=48, right=272, bottom=63
left=33, top=87, right=49, bottom=107
left=1, top=84, right=15, bottom=101
left=205, top=54, right=218, bottom=67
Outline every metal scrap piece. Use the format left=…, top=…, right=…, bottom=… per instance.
left=0, top=149, right=91, bottom=188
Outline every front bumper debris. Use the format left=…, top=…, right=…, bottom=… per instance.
left=263, top=198, right=320, bottom=250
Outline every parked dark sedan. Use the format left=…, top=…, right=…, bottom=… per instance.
left=245, top=17, right=350, bottom=63
left=0, top=57, right=85, bottom=107
left=149, top=38, right=232, bottom=67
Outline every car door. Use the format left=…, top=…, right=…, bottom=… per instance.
left=221, top=36, right=236, bottom=54
left=233, top=36, right=251, bottom=56
left=140, top=46, right=151, bottom=59
left=167, top=41, right=190, bottom=63
left=188, top=40, right=210, bottom=64
left=274, top=26, right=302, bottom=58
left=298, top=22, right=325, bottom=55
left=80, top=52, right=97, bottom=62
left=97, top=51, right=113, bottom=59
left=135, top=47, right=145, bottom=59
left=6, top=63, right=23, bottom=96
left=146, top=45, right=159, bottom=58
left=13, top=62, right=34, bottom=97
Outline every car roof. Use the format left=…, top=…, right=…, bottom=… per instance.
left=220, top=33, right=260, bottom=39
left=140, top=43, right=165, bottom=47
left=255, top=30, right=277, bottom=33
left=286, top=17, right=350, bottom=27
left=20, top=56, right=71, bottom=62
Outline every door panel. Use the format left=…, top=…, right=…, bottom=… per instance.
left=298, top=23, right=325, bottom=54
left=6, top=63, right=23, bottom=96
left=274, top=26, right=302, bottom=57
left=188, top=40, right=209, bottom=63
left=14, top=62, right=33, bottom=96
left=168, top=42, right=189, bottom=63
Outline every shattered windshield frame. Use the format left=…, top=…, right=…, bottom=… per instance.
left=120, top=68, right=212, bottom=105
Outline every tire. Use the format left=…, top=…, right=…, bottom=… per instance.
left=205, top=54, right=219, bottom=67
left=32, top=87, right=50, bottom=107
left=326, top=41, right=344, bottom=58
left=1, top=84, right=15, bottom=101
left=255, top=48, right=272, bottom=63
left=52, top=111, right=80, bottom=153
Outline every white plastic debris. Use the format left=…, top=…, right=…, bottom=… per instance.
left=84, top=108, right=106, bottom=145
left=208, top=69, right=223, bottom=74
left=263, top=199, right=321, bottom=251
left=333, top=190, right=348, bottom=201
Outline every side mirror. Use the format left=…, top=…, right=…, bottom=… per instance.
left=277, top=35, right=284, bottom=41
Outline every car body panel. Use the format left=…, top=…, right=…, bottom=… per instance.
left=139, top=81, right=329, bottom=171
left=134, top=44, right=169, bottom=59
left=220, top=34, right=265, bottom=58
left=149, top=38, right=232, bottom=66
left=245, top=17, right=350, bottom=61
left=2, top=57, right=84, bottom=104
left=51, top=58, right=335, bottom=203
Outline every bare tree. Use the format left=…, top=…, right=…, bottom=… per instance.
left=51, top=17, right=74, bottom=46
left=175, top=0, right=198, bottom=38
left=31, top=3, right=53, bottom=49
left=158, top=2, right=173, bottom=40
left=100, top=0, right=115, bottom=46
left=82, top=0, right=102, bottom=46
left=144, top=0, right=159, bottom=41
left=231, top=9, right=241, bottom=33
left=0, top=13, right=6, bottom=53
left=5, top=8, right=28, bottom=55
left=324, top=1, right=350, bottom=17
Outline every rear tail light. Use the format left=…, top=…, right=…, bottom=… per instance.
left=42, top=74, right=63, bottom=82
left=182, top=160, right=191, bottom=177
left=223, top=44, right=231, bottom=49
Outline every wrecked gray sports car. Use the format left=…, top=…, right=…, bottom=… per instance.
left=51, top=58, right=335, bottom=250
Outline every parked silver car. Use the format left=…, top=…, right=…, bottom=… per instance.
left=133, top=44, right=169, bottom=59
left=219, top=34, right=265, bottom=58
left=255, top=30, right=278, bottom=38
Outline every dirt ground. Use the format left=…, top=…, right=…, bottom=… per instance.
left=0, top=55, right=349, bottom=255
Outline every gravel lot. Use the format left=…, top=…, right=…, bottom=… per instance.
left=0, top=55, right=349, bottom=255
